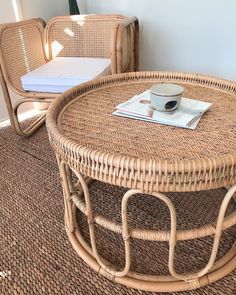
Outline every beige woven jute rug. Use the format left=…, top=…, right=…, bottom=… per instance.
left=0, top=123, right=235, bottom=295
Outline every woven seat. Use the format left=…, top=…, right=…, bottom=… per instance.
left=0, top=15, right=139, bottom=136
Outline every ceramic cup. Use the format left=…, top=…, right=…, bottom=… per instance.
left=150, top=83, right=184, bottom=112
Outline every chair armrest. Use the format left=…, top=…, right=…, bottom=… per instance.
left=115, top=16, right=139, bottom=73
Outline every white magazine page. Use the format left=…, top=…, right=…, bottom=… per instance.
left=115, top=90, right=212, bottom=128
left=113, top=110, right=202, bottom=129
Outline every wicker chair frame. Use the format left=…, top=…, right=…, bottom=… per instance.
left=0, top=15, right=139, bottom=136
left=46, top=71, right=236, bottom=292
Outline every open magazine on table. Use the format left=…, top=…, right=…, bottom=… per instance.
left=113, top=90, right=212, bottom=129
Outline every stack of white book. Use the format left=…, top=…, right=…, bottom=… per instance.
left=113, top=90, right=212, bottom=129
left=21, top=57, right=111, bottom=93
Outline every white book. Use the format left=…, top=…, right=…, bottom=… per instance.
left=21, top=57, right=111, bottom=93
left=113, top=90, right=212, bottom=129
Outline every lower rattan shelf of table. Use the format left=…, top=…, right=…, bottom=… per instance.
left=46, top=71, right=236, bottom=292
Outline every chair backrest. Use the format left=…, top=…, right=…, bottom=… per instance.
left=0, top=18, right=46, bottom=94
left=44, top=14, right=127, bottom=60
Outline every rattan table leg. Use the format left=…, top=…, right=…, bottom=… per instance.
left=58, top=160, right=236, bottom=292
left=226, top=186, right=236, bottom=203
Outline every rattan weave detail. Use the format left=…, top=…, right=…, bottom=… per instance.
left=46, top=72, right=236, bottom=292
left=46, top=17, right=122, bottom=58
left=0, top=18, right=46, bottom=93
left=46, top=71, right=236, bottom=192
left=44, top=15, right=135, bottom=73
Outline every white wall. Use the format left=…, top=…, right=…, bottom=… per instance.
left=0, top=1, right=16, bottom=22
left=20, top=0, right=68, bottom=21
left=82, top=0, right=236, bottom=81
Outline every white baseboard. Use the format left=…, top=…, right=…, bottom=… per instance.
left=0, top=115, right=8, bottom=123
left=0, top=109, right=41, bottom=128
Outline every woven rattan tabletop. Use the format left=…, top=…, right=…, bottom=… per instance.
left=46, top=72, right=236, bottom=192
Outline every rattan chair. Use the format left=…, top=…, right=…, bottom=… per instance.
left=0, top=15, right=139, bottom=136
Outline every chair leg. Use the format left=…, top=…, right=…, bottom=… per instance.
left=0, top=65, right=54, bottom=137
left=12, top=98, right=53, bottom=137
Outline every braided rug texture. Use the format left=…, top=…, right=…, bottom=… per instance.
left=0, top=123, right=235, bottom=295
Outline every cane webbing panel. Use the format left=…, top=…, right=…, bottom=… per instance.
left=46, top=72, right=236, bottom=191
left=45, top=15, right=128, bottom=60
left=0, top=19, right=46, bottom=93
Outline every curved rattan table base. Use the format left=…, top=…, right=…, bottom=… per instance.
left=59, top=160, right=236, bottom=292
left=47, top=71, right=236, bottom=292
left=68, top=229, right=236, bottom=292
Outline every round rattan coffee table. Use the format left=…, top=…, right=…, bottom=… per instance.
left=46, top=72, right=236, bottom=292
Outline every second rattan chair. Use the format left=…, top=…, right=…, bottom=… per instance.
left=0, top=14, right=139, bottom=136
